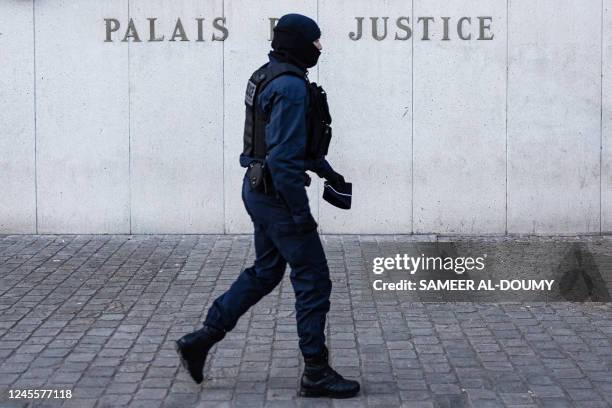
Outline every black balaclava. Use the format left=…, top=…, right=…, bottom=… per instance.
left=269, top=13, right=321, bottom=70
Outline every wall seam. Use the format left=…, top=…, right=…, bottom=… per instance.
left=410, top=0, right=415, bottom=234
left=127, top=0, right=132, bottom=234
left=600, top=0, right=604, bottom=234
left=505, top=0, right=510, bottom=235
left=222, top=0, right=226, bottom=234
left=32, top=0, right=38, bottom=234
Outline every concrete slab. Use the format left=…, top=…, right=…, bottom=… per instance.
left=413, top=0, right=507, bottom=234
left=507, top=0, right=602, bottom=234
left=34, top=0, right=130, bottom=233
left=0, top=1, right=36, bottom=233
left=318, top=0, right=413, bottom=234
left=603, top=0, right=611, bottom=233
left=129, top=0, right=225, bottom=233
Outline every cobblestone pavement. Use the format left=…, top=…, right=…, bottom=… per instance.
left=0, top=234, right=610, bottom=408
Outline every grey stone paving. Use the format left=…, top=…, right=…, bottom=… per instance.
left=0, top=234, right=610, bottom=408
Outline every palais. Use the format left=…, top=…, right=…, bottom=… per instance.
left=104, top=17, right=228, bottom=42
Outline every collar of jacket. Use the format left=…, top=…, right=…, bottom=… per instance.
left=267, top=52, right=309, bottom=75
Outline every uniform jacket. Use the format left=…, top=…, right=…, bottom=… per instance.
left=239, top=55, right=337, bottom=226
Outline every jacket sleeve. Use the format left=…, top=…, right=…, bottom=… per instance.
left=306, top=157, right=336, bottom=180
left=263, top=77, right=314, bottom=225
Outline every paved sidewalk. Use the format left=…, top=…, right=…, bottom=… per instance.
left=0, top=234, right=610, bottom=408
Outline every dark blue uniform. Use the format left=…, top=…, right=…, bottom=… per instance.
left=204, top=55, right=336, bottom=358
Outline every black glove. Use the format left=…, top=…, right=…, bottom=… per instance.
left=304, top=173, right=312, bottom=187
left=326, top=170, right=345, bottom=187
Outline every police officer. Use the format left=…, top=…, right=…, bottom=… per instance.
left=176, top=13, right=360, bottom=399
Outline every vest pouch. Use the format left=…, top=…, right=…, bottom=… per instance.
left=307, top=120, right=332, bottom=159
left=306, top=83, right=333, bottom=160
left=320, top=125, right=332, bottom=157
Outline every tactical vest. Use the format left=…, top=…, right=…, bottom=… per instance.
left=242, top=62, right=332, bottom=161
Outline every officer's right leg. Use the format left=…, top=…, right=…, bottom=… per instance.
left=204, top=222, right=287, bottom=332
left=176, top=178, right=288, bottom=384
left=177, top=220, right=286, bottom=384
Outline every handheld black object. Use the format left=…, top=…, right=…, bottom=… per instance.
left=323, top=181, right=352, bottom=210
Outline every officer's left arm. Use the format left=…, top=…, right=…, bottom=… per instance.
left=306, top=157, right=345, bottom=186
left=306, top=157, right=334, bottom=179
left=263, top=77, right=316, bottom=229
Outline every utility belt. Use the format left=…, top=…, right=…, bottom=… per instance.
left=245, top=160, right=311, bottom=196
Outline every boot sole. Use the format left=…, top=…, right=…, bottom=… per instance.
left=299, top=387, right=359, bottom=399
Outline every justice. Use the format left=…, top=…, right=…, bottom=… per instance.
left=349, top=16, right=494, bottom=41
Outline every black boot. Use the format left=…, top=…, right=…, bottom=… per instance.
left=299, top=346, right=360, bottom=398
left=175, top=324, right=225, bottom=384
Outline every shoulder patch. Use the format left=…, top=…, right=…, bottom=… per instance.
left=245, top=79, right=257, bottom=106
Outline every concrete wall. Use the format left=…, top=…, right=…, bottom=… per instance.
left=412, top=0, right=507, bottom=234
left=0, top=0, right=609, bottom=235
left=507, top=0, right=602, bottom=234
left=318, top=0, right=413, bottom=233
left=0, top=1, right=36, bottom=233
left=604, top=0, right=612, bottom=232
